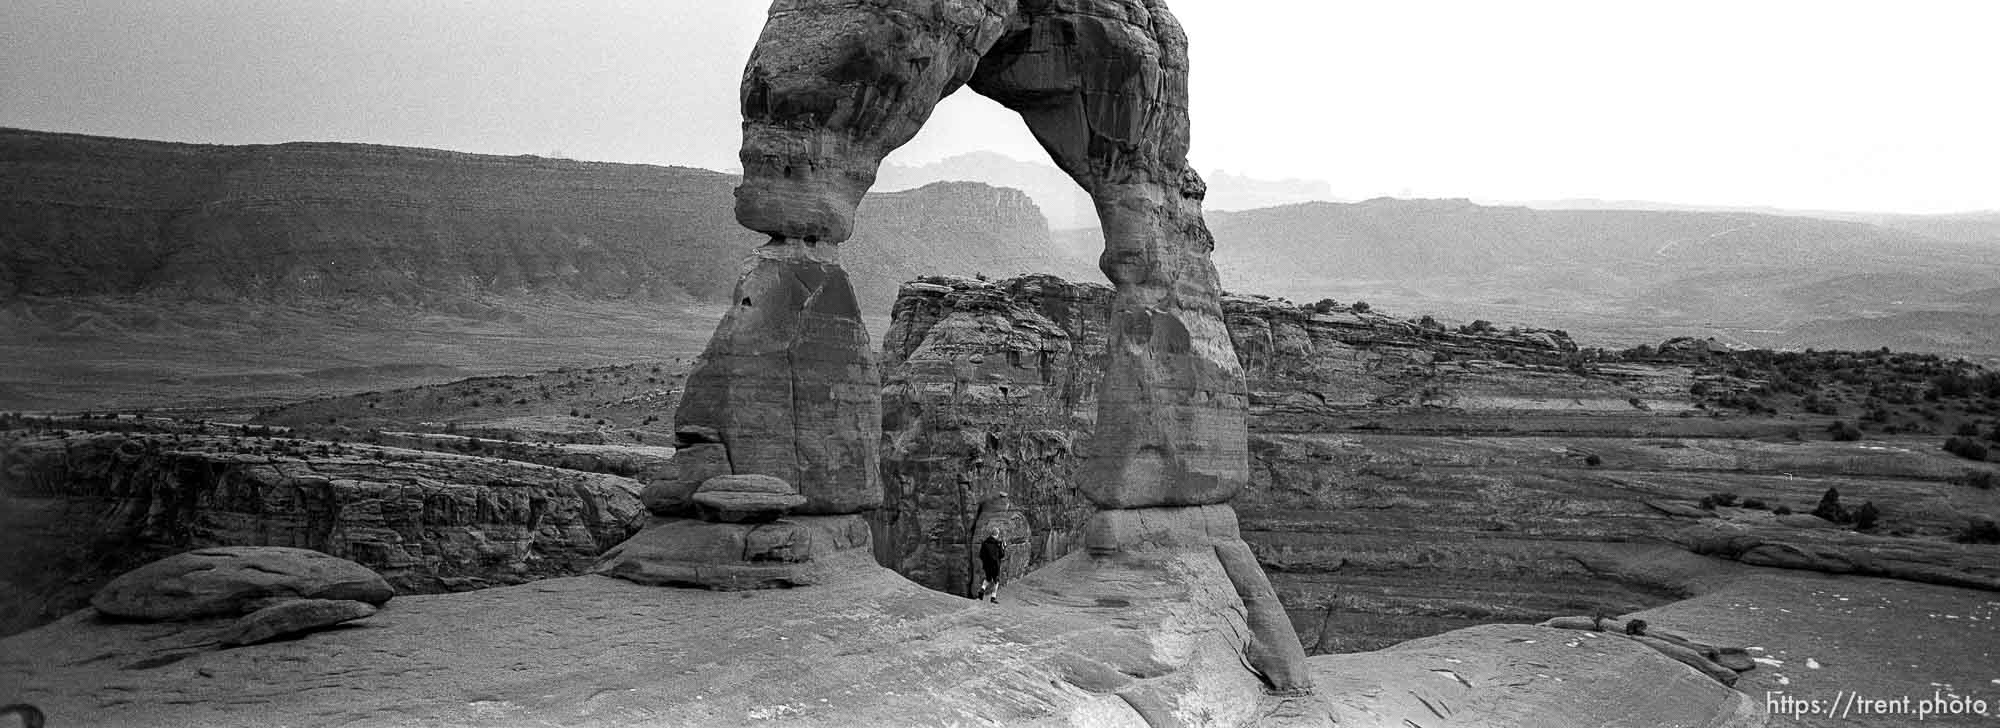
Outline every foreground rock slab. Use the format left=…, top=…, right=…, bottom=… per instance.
left=91, top=547, right=392, bottom=621
left=1307, top=624, right=1761, bottom=727
left=0, top=559, right=1776, bottom=728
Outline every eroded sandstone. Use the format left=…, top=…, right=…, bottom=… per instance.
left=0, top=431, right=645, bottom=635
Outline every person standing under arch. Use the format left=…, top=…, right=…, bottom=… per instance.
left=978, top=534, right=1004, bottom=603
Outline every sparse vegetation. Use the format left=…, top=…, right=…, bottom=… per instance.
left=1952, top=470, right=1997, bottom=490
left=1944, top=436, right=1990, bottom=462
left=1957, top=518, right=2000, bottom=545
left=1852, top=501, right=1880, bottom=531
left=1812, top=487, right=1850, bottom=524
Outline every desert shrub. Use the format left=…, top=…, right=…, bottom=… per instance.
left=1812, top=487, right=1850, bottom=523
left=1741, top=498, right=1767, bottom=510
left=1827, top=421, right=1863, bottom=441
left=1772, top=505, right=1794, bottom=516
left=1957, top=423, right=1983, bottom=437
left=1709, top=492, right=1740, bottom=507
left=1311, top=298, right=1338, bottom=314
left=1352, top=301, right=1371, bottom=313
left=1852, top=501, right=1880, bottom=530
left=1585, top=453, right=1603, bottom=467
left=1697, top=495, right=1718, bottom=510
left=1957, top=518, right=2000, bottom=545
left=1944, top=436, right=1990, bottom=461
left=1953, top=470, right=1997, bottom=490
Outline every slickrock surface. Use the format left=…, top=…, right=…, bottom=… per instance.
left=0, top=555, right=1772, bottom=727
left=1630, top=571, right=2000, bottom=728
left=0, top=431, right=645, bottom=636
left=91, top=546, right=391, bottom=621
left=1306, top=623, right=1761, bottom=727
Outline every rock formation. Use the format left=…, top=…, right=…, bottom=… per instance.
left=217, top=598, right=379, bottom=647
left=91, top=546, right=392, bottom=622
left=625, top=0, right=1312, bottom=694
left=876, top=273, right=2000, bottom=660
left=667, top=243, right=883, bottom=516
left=0, top=431, right=645, bottom=635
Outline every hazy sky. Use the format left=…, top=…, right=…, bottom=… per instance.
left=4, top=1, right=1995, bottom=213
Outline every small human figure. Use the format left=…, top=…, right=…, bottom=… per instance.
left=978, top=533, right=1005, bottom=603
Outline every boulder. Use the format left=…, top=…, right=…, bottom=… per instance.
left=92, top=547, right=392, bottom=621
left=691, top=474, right=806, bottom=523
left=593, top=515, right=877, bottom=591
left=219, top=599, right=377, bottom=647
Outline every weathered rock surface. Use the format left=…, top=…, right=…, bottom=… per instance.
left=690, top=474, right=805, bottom=523
left=1668, top=520, right=2000, bottom=591
left=218, top=598, right=378, bottom=647
left=1306, top=624, right=1761, bottom=727
left=593, top=515, right=877, bottom=591
left=1630, top=570, right=2000, bottom=728
left=670, top=242, right=881, bottom=515
left=91, top=547, right=391, bottom=621
left=0, top=565, right=1776, bottom=727
left=0, top=431, right=645, bottom=635
left=1538, top=615, right=1754, bottom=686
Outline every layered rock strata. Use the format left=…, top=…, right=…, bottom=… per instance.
left=0, top=431, right=645, bottom=635
left=668, top=242, right=882, bottom=516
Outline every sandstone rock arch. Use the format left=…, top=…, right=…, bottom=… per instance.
left=612, top=0, right=1313, bottom=694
